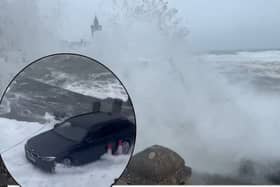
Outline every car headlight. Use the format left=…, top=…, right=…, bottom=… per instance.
left=41, top=156, right=56, bottom=162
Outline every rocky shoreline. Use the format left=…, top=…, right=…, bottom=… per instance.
left=2, top=144, right=280, bottom=185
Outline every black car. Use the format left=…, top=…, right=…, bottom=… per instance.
left=24, top=112, right=136, bottom=172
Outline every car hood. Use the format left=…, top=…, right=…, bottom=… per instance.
left=26, top=130, right=77, bottom=157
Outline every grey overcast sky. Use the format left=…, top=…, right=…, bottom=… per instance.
left=168, top=0, right=280, bottom=51
left=43, top=0, right=280, bottom=51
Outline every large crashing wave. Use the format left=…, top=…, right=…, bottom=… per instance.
left=1, top=0, right=280, bottom=180
left=78, top=0, right=280, bottom=178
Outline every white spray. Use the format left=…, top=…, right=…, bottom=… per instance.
left=1, top=0, right=280, bottom=180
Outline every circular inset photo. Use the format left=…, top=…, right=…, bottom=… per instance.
left=0, top=53, right=136, bottom=187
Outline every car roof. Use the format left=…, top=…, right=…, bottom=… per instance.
left=66, top=112, right=128, bottom=130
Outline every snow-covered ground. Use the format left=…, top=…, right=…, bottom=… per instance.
left=0, top=118, right=45, bottom=153
left=0, top=117, right=129, bottom=187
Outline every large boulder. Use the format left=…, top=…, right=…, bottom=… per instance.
left=116, top=145, right=192, bottom=185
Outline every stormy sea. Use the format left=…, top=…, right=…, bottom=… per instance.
left=0, top=54, right=132, bottom=123
left=1, top=0, right=280, bottom=185
left=192, top=49, right=280, bottom=184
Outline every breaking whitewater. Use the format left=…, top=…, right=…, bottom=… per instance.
left=2, top=0, right=280, bottom=185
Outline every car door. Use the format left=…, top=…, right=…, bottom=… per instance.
left=69, top=130, right=103, bottom=164
left=67, top=135, right=95, bottom=165
left=71, top=123, right=115, bottom=163
left=88, top=123, right=118, bottom=157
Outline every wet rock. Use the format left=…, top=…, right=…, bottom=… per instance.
left=116, top=145, right=192, bottom=185
left=0, top=156, right=17, bottom=186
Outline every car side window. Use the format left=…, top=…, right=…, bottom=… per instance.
left=94, top=122, right=120, bottom=138
left=98, top=124, right=116, bottom=137
left=86, top=120, right=132, bottom=141
left=114, top=120, right=131, bottom=131
left=85, top=125, right=110, bottom=141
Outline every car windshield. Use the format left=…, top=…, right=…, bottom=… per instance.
left=54, top=121, right=87, bottom=142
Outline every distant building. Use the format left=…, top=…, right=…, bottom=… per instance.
left=90, top=16, right=102, bottom=38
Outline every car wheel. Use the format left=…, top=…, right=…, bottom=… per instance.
left=62, top=158, right=72, bottom=167
left=122, top=140, right=131, bottom=155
